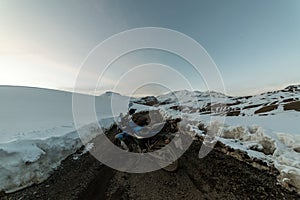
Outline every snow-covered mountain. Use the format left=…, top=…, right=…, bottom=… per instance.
left=148, top=85, right=300, bottom=117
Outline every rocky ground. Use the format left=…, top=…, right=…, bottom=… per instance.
left=2, top=126, right=299, bottom=200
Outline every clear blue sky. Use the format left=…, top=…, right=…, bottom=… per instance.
left=1, top=0, right=299, bottom=96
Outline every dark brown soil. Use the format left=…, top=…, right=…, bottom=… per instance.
left=284, top=101, right=300, bottom=112
left=243, top=104, right=264, bottom=110
left=226, top=110, right=241, bottom=116
left=282, top=98, right=295, bottom=103
left=254, top=105, right=278, bottom=114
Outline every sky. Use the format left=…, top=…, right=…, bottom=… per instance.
left=0, top=0, right=300, bottom=96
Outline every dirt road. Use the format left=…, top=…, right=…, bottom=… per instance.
left=3, top=138, right=299, bottom=200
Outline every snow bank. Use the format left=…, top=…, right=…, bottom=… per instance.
left=0, top=120, right=117, bottom=193
left=220, top=112, right=300, bottom=192
left=185, top=120, right=300, bottom=193
left=0, top=130, right=80, bottom=192
left=0, top=86, right=123, bottom=193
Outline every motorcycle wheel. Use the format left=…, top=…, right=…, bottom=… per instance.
left=162, top=160, right=179, bottom=172
left=156, top=146, right=179, bottom=172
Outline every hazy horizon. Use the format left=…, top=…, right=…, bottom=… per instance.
left=1, top=82, right=299, bottom=98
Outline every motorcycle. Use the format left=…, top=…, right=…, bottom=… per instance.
left=113, top=117, right=179, bottom=172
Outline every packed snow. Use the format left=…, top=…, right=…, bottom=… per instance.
left=0, top=86, right=127, bottom=193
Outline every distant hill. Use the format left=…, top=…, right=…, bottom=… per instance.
left=133, top=85, right=300, bottom=117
